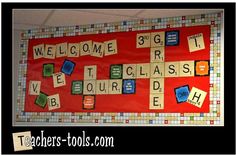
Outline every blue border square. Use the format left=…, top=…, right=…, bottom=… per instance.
left=165, top=30, right=179, bottom=46
left=174, top=85, right=190, bottom=103
left=122, top=79, right=136, bottom=94
left=61, top=59, right=75, bottom=75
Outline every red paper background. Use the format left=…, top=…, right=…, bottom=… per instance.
left=25, top=25, right=210, bottom=113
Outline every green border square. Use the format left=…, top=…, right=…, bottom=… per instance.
left=43, top=63, right=54, bottom=77
left=71, top=80, right=83, bottom=95
left=110, top=64, right=123, bottom=79
left=35, top=92, right=48, bottom=108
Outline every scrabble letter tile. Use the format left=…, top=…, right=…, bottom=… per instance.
left=96, top=80, right=109, bottom=94
left=80, top=40, right=92, bottom=56
left=187, top=87, right=207, bottom=108
left=12, top=131, right=33, bottom=151
left=44, top=44, right=56, bottom=59
left=150, top=63, right=164, bottom=78
left=150, top=47, right=165, bottom=62
left=109, top=79, right=122, bottom=94
left=165, top=61, right=179, bottom=77
left=47, top=94, right=60, bottom=111
left=187, top=33, right=205, bottom=52
left=29, top=81, right=41, bottom=95
left=91, top=42, right=104, bottom=58
left=68, top=43, right=80, bottom=57
left=136, top=33, right=150, bottom=48
left=123, top=64, right=136, bottom=79
left=179, top=61, right=195, bottom=77
left=83, top=80, right=96, bottom=95
left=56, top=42, right=67, bottom=57
left=33, top=44, right=44, bottom=59
left=52, top=72, right=66, bottom=88
left=151, top=31, right=165, bottom=47
left=104, top=40, right=118, bottom=56
left=149, top=94, right=164, bottom=109
left=84, top=65, right=97, bottom=80
left=136, top=63, right=150, bottom=78
left=150, top=78, right=164, bottom=94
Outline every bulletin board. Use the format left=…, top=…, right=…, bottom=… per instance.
left=15, top=12, right=224, bottom=126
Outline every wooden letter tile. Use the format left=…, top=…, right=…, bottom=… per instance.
left=91, top=42, right=104, bottom=58
left=96, top=80, right=109, bottom=94
left=80, top=40, right=92, bottom=56
left=84, top=65, right=97, bottom=80
left=104, top=40, right=118, bottom=56
left=123, top=64, right=137, bottom=79
left=187, top=33, right=205, bottom=52
left=108, top=79, right=122, bottom=94
left=187, top=87, right=207, bottom=108
left=47, top=94, right=60, bottom=111
left=83, top=80, right=96, bottom=95
left=44, top=44, right=56, bottom=59
left=151, top=31, right=165, bottom=47
left=33, top=44, right=44, bottom=59
left=150, top=47, right=165, bottom=62
left=68, top=43, right=80, bottom=57
left=52, top=72, right=66, bottom=88
left=149, top=94, right=164, bottom=109
left=179, top=61, right=195, bottom=77
left=150, top=63, right=164, bottom=78
left=150, top=78, right=164, bottom=94
left=165, top=62, right=179, bottom=77
left=56, top=42, right=67, bottom=57
left=136, top=33, right=151, bottom=48
left=12, top=131, right=33, bottom=151
left=136, top=63, right=150, bottom=78
left=29, top=81, right=41, bottom=95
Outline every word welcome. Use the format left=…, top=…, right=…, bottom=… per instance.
left=33, top=39, right=118, bottom=59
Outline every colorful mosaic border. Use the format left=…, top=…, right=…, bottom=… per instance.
left=15, top=11, right=224, bottom=126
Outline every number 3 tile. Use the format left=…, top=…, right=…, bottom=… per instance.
left=136, top=33, right=151, bottom=48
